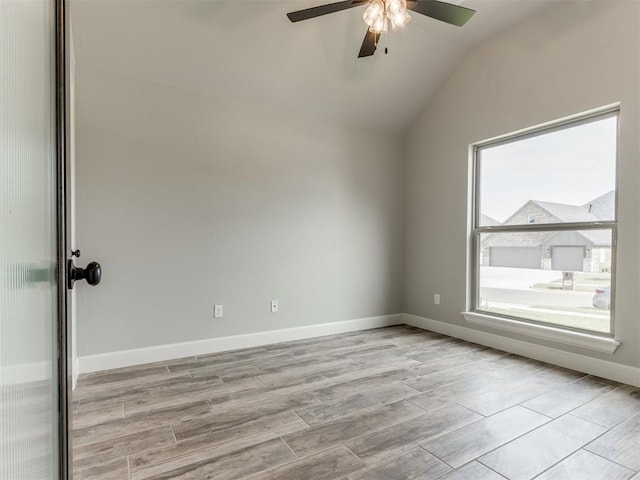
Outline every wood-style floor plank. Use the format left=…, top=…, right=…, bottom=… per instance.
left=241, top=445, right=365, bottom=480
left=73, top=403, right=124, bottom=430
left=571, top=384, right=640, bottom=428
left=73, top=401, right=211, bottom=448
left=74, top=457, right=129, bottom=480
left=133, top=438, right=297, bottom=480
left=345, top=403, right=482, bottom=465
left=72, top=326, right=639, bottom=480
left=283, top=401, right=424, bottom=457
left=536, top=449, right=635, bottom=480
left=435, top=461, right=507, bottom=480
left=585, top=412, right=640, bottom=470
left=478, top=414, right=607, bottom=480
left=73, top=425, right=175, bottom=471
left=421, top=405, right=550, bottom=468
left=521, top=375, right=616, bottom=418
left=129, top=415, right=307, bottom=479
left=457, top=373, right=562, bottom=416
left=347, top=446, right=451, bottom=480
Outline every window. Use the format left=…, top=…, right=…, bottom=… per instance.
left=471, top=108, right=618, bottom=336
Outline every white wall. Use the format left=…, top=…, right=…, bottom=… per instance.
left=405, top=1, right=640, bottom=368
left=75, top=67, right=404, bottom=356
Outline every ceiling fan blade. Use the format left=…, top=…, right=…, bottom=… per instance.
left=358, top=29, right=379, bottom=58
left=407, top=0, right=475, bottom=27
left=287, top=0, right=368, bottom=23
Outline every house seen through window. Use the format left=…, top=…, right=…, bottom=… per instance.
left=472, top=109, right=618, bottom=335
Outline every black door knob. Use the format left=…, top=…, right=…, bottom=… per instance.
left=68, top=259, right=102, bottom=289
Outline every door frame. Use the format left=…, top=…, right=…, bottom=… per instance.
left=55, top=0, right=71, bottom=477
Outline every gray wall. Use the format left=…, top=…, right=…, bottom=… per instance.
left=405, top=1, right=640, bottom=367
left=77, top=1, right=639, bottom=370
left=76, top=67, right=404, bottom=356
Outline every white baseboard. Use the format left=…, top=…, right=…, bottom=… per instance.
left=78, top=314, right=403, bottom=374
left=72, top=357, right=79, bottom=391
left=403, top=313, right=640, bottom=388
left=77, top=312, right=639, bottom=388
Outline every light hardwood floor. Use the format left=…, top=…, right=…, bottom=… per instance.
left=72, top=326, right=640, bottom=480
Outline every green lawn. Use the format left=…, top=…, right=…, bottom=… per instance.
left=532, top=272, right=611, bottom=293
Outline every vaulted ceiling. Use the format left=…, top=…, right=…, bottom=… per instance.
left=71, top=0, right=557, bottom=133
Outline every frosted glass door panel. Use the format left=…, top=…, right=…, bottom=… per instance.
left=1, top=0, right=59, bottom=478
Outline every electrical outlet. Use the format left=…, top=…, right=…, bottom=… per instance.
left=271, top=300, right=279, bottom=313
left=434, top=294, right=440, bottom=305
left=214, top=304, right=223, bottom=318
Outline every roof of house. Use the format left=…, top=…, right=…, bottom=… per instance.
left=480, top=214, right=501, bottom=226
left=531, top=200, right=599, bottom=223
left=482, top=191, right=615, bottom=248
left=583, top=190, right=615, bottom=221
left=500, top=190, right=615, bottom=226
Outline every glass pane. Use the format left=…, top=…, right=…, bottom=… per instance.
left=477, top=230, right=612, bottom=334
left=478, top=115, right=617, bottom=226
left=1, top=0, right=58, bottom=478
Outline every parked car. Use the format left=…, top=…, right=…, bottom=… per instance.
left=592, top=286, right=611, bottom=310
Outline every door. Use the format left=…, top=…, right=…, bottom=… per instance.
left=1, top=0, right=68, bottom=478
left=551, top=246, right=585, bottom=272
left=489, top=247, right=541, bottom=269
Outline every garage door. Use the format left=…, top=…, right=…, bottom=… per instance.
left=552, top=246, right=584, bottom=271
left=490, top=247, right=540, bottom=269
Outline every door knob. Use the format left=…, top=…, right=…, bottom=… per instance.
left=67, top=259, right=102, bottom=289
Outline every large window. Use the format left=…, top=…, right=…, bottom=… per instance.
left=471, top=108, right=618, bottom=336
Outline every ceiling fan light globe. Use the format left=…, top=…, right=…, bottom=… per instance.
left=386, top=0, right=399, bottom=14
left=390, top=10, right=410, bottom=30
left=362, top=7, right=373, bottom=24
left=363, top=0, right=384, bottom=26
left=371, top=0, right=385, bottom=15
left=370, top=15, right=388, bottom=34
left=386, top=0, right=406, bottom=15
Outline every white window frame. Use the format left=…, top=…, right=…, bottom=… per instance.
left=464, top=105, right=620, bottom=353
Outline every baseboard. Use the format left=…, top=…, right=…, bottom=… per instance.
left=77, top=312, right=640, bottom=387
left=72, top=357, right=79, bottom=391
left=78, top=314, right=403, bottom=374
left=403, top=313, right=640, bottom=388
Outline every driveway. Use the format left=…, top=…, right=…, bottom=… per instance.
left=479, top=266, right=593, bottom=308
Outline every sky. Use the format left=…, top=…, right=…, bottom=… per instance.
left=479, top=115, right=617, bottom=223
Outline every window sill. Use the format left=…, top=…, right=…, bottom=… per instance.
left=461, top=311, right=620, bottom=354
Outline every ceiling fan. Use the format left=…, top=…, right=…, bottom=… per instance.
left=287, top=0, right=475, bottom=58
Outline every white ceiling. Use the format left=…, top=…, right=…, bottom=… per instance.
left=71, top=0, right=557, bottom=133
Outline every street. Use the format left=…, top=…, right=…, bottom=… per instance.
left=479, top=266, right=594, bottom=309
